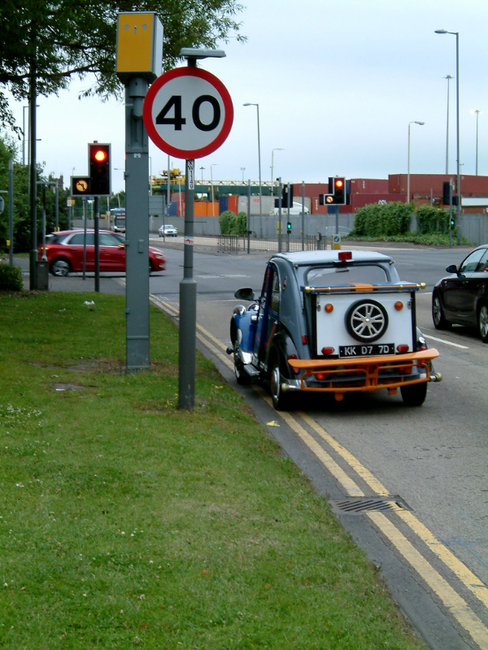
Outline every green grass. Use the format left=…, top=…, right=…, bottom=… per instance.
left=0, top=291, right=425, bottom=649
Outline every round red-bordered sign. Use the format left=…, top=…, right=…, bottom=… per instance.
left=143, top=67, right=233, bottom=159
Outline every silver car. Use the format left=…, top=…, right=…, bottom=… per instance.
left=158, top=224, right=178, bottom=237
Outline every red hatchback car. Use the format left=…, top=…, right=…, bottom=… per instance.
left=39, top=230, right=166, bottom=276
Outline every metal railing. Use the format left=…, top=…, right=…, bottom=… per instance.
left=216, top=234, right=327, bottom=254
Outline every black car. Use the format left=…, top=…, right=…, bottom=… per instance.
left=432, top=244, right=488, bottom=342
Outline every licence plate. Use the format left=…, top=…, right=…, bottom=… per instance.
left=339, top=343, right=395, bottom=357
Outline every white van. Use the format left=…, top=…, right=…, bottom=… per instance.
left=270, top=202, right=310, bottom=216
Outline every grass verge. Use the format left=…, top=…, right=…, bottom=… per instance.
left=0, top=291, right=425, bottom=649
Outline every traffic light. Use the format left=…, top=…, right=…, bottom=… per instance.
left=88, top=143, right=111, bottom=195
left=331, top=177, right=346, bottom=204
left=442, top=181, right=451, bottom=205
left=287, top=221, right=292, bottom=233
left=282, top=183, right=293, bottom=207
left=450, top=214, right=455, bottom=229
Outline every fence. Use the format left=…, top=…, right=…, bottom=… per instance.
left=216, top=234, right=327, bottom=254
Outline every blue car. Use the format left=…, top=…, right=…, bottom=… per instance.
left=228, top=250, right=441, bottom=410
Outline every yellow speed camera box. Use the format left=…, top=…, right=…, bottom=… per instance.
left=116, top=12, right=163, bottom=81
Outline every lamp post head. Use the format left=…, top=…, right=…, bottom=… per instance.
left=179, top=47, right=226, bottom=59
left=435, top=28, right=458, bottom=37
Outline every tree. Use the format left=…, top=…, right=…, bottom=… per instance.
left=0, top=0, right=245, bottom=130
left=0, top=132, right=70, bottom=252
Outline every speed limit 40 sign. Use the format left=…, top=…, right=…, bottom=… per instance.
left=143, top=67, right=233, bottom=159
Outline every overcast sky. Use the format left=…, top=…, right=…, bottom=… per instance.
left=8, top=0, right=488, bottom=193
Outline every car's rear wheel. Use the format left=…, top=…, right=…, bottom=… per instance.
left=432, top=292, right=450, bottom=329
left=400, top=382, right=427, bottom=406
left=51, top=258, right=71, bottom=277
left=478, top=303, right=488, bottom=343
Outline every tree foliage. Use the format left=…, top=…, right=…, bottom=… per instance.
left=0, top=0, right=245, bottom=129
left=350, top=201, right=454, bottom=241
left=351, top=202, right=412, bottom=238
left=219, top=210, right=247, bottom=235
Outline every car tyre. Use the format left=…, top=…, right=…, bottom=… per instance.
left=400, top=382, right=427, bottom=407
left=51, top=258, right=71, bottom=277
left=346, top=299, right=388, bottom=343
left=432, top=292, right=450, bottom=330
left=270, top=355, right=289, bottom=410
left=478, top=303, right=488, bottom=343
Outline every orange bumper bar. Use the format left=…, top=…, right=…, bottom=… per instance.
left=288, top=348, right=439, bottom=394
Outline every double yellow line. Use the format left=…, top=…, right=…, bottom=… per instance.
left=151, top=295, right=488, bottom=649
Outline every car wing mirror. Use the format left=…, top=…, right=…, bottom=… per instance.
left=235, top=287, right=255, bottom=301
left=446, top=264, right=464, bottom=278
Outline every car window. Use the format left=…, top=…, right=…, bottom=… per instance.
left=460, top=248, right=485, bottom=273
left=475, top=249, right=488, bottom=272
left=260, top=264, right=280, bottom=313
left=68, top=233, right=94, bottom=245
left=270, top=268, right=280, bottom=312
left=99, top=233, right=120, bottom=246
left=306, top=264, right=389, bottom=286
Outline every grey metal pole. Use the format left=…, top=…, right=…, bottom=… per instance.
left=256, top=105, right=262, bottom=221
left=247, top=179, right=251, bottom=254
left=445, top=75, right=452, bottom=174
left=29, top=58, right=38, bottom=290
left=125, top=76, right=150, bottom=371
left=278, top=177, right=282, bottom=253
left=178, top=158, right=197, bottom=409
left=8, top=159, right=13, bottom=266
left=94, top=196, right=100, bottom=293
left=55, top=182, right=59, bottom=231
left=455, top=32, right=461, bottom=244
left=301, top=181, right=305, bottom=251
left=83, top=198, right=87, bottom=280
left=474, top=109, right=480, bottom=175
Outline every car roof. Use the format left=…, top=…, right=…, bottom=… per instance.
left=270, top=250, right=394, bottom=266
left=48, top=229, right=121, bottom=236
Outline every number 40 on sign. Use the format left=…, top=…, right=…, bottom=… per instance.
left=143, top=67, right=233, bottom=159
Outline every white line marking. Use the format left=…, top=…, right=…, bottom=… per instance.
left=425, top=334, right=469, bottom=349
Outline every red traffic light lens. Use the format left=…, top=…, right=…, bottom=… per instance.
left=335, top=179, right=344, bottom=189
left=93, top=149, right=107, bottom=163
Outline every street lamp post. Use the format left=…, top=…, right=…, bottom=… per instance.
left=444, top=75, right=452, bottom=173
left=436, top=29, right=461, bottom=241
left=407, top=121, right=424, bottom=203
left=270, top=147, right=284, bottom=196
left=472, top=109, right=481, bottom=175
left=243, top=103, right=262, bottom=217
left=210, top=163, right=217, bottom=217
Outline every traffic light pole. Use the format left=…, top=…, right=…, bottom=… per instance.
left=94, top=196, right=100, bottom=292
left=125, top=76, right=150, bottom=371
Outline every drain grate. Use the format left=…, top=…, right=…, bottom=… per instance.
left=331, top=495, right=411, bottom=515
